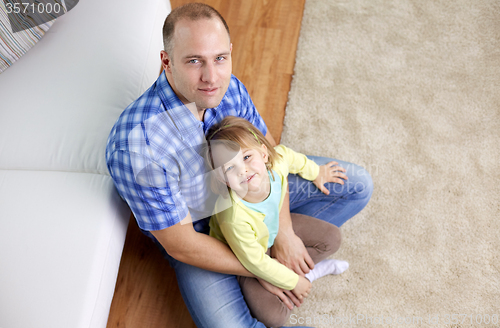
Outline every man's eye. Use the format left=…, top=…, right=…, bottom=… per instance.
left=216, top=56, right=225, bottom=61
left=189, top=59, right=199, bottom=64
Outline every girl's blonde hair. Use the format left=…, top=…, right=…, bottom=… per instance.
left=205, top=116, right=282, bottom=194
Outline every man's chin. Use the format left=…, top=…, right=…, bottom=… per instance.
left=197, top=97, right=224, bottom=111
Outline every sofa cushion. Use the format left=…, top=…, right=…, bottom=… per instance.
left=0, top=170, right=129, bottom=328
left=0, top=0, right=167, bottom=175
left=0, top=0, right=170, bottom=327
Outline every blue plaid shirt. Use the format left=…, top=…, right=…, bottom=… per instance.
left=106, top=72, right=267, bottom=232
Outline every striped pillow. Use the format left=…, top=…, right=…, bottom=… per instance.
left=0, top=1, right=56, bottom=74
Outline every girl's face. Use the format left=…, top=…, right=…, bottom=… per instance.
left=216, top=144, right=270, bottom=200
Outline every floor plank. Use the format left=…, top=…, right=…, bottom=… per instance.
left=106, top=1, right=305, bottom=327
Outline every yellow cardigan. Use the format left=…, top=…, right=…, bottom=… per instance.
left=209, top=145, right=320, bottom=290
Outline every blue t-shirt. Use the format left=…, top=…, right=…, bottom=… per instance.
left=241, top=170, right=282, bottom=248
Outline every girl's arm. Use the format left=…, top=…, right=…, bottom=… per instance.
left=276, top=144, right=348, bottom=193
left=219, top=220, right=299, bottom=290
left=265, top=131, right=277, bottom=147
left=275, top=144, right=320, bottom=180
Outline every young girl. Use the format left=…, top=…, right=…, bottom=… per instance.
left=205, top=116, right=349, bottom=327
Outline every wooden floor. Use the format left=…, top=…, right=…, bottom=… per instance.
left=106, top=1, right=305, bottom=327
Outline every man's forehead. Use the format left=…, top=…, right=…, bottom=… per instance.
left=174, top=17, right=229, bottom=41
left=173, top=19, right=230, bottom=59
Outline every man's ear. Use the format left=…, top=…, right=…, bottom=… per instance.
left=160, top=50, right=172, bottom=73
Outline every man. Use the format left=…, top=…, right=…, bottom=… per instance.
left=106, top=3, right=373, bottom=328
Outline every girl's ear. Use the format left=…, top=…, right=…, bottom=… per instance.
left=211, top=167, right=230, bottom=195
left=215, top=167, right=227, bottom=184
left=260, top=144, right=269, bottom=162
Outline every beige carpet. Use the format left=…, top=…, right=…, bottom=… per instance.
left=282, top=0, right=500, bottom=326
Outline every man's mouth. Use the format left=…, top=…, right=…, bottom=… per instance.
left=199, top=87, right=218, bottom=95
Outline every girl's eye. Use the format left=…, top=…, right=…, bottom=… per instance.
left=243, top=155, right=250, bottom=160
left=225, top=166, right=233, bottom=172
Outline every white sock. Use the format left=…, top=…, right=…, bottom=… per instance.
left=305, top=259, right=349, bottom=283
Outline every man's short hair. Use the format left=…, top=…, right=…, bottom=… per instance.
left=163, top=3, right=230, bottom=56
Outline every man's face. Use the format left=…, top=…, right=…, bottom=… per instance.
left=162, top=18, right=232, bottom=112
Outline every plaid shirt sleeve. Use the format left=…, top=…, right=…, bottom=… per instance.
left=105, top=76, right=192, bottom=231
left=107, top=148, right=188, bottom=231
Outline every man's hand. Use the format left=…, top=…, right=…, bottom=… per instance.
left=272, top=230, right=314, bottom=275
left=313, top=161, right=348, bottom=195
left=256, top=278, right=303, bottom=310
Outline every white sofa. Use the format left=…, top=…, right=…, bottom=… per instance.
left=0, top=0, right=170, bottom=327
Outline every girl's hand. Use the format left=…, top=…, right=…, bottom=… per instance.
left=256, top=278, right=303, bottom=310
left=291, top=276, right=312, bottom=301
left=313, top=161, right=348, bottom=195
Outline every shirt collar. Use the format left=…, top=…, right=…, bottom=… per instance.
left=153, top=71, right=205, bottom=146
left=156, top=71, right=185, bottom=112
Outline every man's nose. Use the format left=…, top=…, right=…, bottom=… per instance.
left=201, top=62, right=216, bottom=84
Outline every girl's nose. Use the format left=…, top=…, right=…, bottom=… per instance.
left=237, top=164, right=247, bottom=176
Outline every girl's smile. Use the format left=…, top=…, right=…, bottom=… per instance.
left=241, top=173, right=256, bottom=184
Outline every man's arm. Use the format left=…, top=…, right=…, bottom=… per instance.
left=151, top=213, right=254, bottom=277
left=271, top=179, right=315, bottom=275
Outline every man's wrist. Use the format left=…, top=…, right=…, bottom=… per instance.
left=276, top=221, right=294, bottom=238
